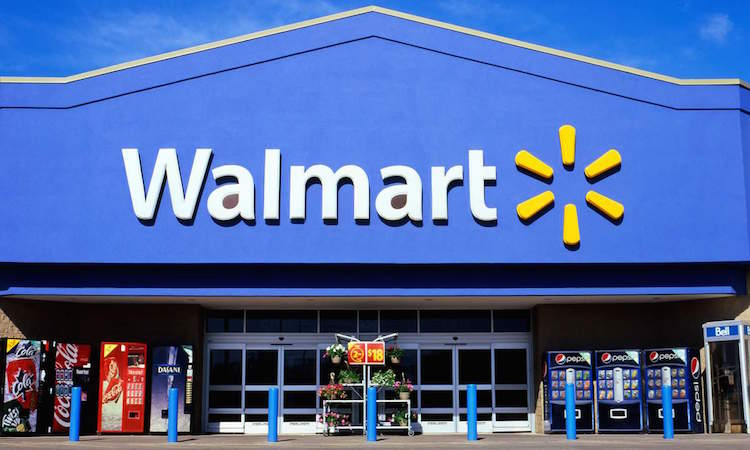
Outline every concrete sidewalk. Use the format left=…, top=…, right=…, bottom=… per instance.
left=0, top=434, right=749, bottom=449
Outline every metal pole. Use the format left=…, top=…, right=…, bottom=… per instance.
left=268, top=386, right=279, bottom=442
left=565, top=368, right=576, bottom=440
left=662, top=367, right=674, bottom=440
left=167, top=387, right=178, bottom=443
left=704, top=340, right=713, bottom=433
left=367, top=386, right=377, bottom=441
left=738, top=333, right=750, bottom=433
left=69, top=386, right=81, bottom=442
left=467, top=384, right=477, bottom=441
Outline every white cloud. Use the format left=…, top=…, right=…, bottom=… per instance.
left=60, top=0, right=338, bottom=69
left=699, top=13, right=733, bottom=43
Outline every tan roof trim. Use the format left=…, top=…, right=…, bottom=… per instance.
left=1, top=5, right=748, bottom=89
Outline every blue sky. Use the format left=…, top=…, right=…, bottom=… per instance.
left=1, top=0, right=748, bottom=80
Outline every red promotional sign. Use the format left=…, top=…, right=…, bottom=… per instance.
left=347, top=342, right=385, bottom=365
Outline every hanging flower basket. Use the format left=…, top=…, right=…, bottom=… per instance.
left=323, top=343, right=347, bottom=364
left=387, top=345, right=404, bottom=364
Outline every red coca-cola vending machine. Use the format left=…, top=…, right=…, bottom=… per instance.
left=46, top=343, right=93, bottom=434
left=97, top=342, right=147, bottom=433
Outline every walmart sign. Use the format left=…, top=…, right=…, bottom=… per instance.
left=123, top=124, right=622, bottom=248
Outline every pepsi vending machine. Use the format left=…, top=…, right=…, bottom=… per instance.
left=595, top=350, right=643, bottom=432
left=642, top=348, right=704, bottom=433
left=544, top=351, right=594, bottom=433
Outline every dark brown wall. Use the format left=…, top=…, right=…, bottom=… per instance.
left=0, top=298, right=205, bottom=434
left=531, top=296, right=750, bottom=432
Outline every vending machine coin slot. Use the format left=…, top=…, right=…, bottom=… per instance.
left=563, top=409, right=582, bottom=419
left=610, top=408, right=628, bottom=419
left=658, top=408, right=675, bottom=419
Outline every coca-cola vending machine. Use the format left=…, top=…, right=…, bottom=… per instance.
left=97, top=342, right=147, bottom=433
left=46, top=343, right=93, bottom=434
left=1, top=339, right=43, bottom=434
left=149, top=345, right=193, bottom=433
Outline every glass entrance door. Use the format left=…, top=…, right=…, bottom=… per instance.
left=492, top=343, right=532, bottom=432
left=243, top=347, right=279, bottom=433
left=206, top=344, right=244, bottom=433
left=419, top=347, right=455, bottom=432
left=280, top=347, right=319, bottom=434
left=457, top=346, right=493, bottom=434
left=709, top=341, right=746, bottom=433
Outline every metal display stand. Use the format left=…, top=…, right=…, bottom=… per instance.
left=321, top=333, right=414, bottom=437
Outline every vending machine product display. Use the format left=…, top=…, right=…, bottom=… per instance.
left=97, top=342, right=147, bottom=433
left=149, top=345, right=193, bottom=433
left=49, top=343, right=93, bottom=433
left=595, top=350, right=643, bottom=432
left=1, top=339, right=43, bottom=434
left=642, top=348, right=704, bottom=433
left=544, top=351, right=594, bottom=433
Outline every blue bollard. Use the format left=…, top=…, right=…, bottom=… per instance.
left=167, top=387, right=178, bottom=443
left=662, top=367, right=674, bottom=440
left=367, top=386, right=377, bottom=441
left=565, top=368, right=576, bottom=440
left=69, top=386, right=81, bottom=442
left=268, top=387, right=279, bottom=442
left=467, top=384, right=478, bottom=441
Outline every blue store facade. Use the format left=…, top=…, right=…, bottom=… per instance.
left=1, top=6, right=749, bottom=435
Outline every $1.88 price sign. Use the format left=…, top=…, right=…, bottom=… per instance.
left=347, top=341, right=385, bottom=365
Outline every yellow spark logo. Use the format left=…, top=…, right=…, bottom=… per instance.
left=515, top=125, right=623, bottom=248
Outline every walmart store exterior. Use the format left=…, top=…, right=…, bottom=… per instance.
left=1, top=6, right=750, bottom=436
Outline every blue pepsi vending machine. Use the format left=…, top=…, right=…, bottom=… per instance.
left=544, top=351, right=594, bottom=433
left=595, top=350, right=643, bottom=432
left=642, top=348, right=704, bottom=433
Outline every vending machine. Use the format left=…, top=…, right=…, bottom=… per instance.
left=149, top=345, right=193, bottom=433
left=595, top=350, right=643, bottom=432
left=642, top=348, right=704, bottom=433
left=544, top=351, right=594, bottom=433
left=97, top=342, right=147, bottom=433
left=44, top=343, right=94, bottom=434
left=0, top=339, right=44, bottom=434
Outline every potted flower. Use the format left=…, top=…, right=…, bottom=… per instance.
left=387, top=345, right=404, bottom=364
left=370, top=368, right=396, bottom=387
left=338, top=368, right=361, bottom=384
left=318, top=411, right=350, bottom=432
left=323, top=343, right=347, bottom=364
left=393, top=377, right=414, bottom=400
left=317, top=383, right=347, bottom=400
left=392, top=409, right=409, bottom=426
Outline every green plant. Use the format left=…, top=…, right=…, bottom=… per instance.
left=371, top=368, right=396, bottom=386
left=387, top=345, right=404, bottom=359
left=338, top=368, right=361, bottom=384
left=392, top=409, right=408, bottom=425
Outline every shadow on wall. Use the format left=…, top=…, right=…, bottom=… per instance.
left=530, top=295, right=750, bottom=432
left=0, top=298, right=206, bottom=435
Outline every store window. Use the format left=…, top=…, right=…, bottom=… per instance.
left=380, top=310, right=417, bottom=333
left=420, top=310, right=491, bottom=333
left=319, top=310, right=357, bottom=333
left=493, top=310, right=530, bottom=332
left=206, top=310, right=244, bottom=333
left=358, top=310, right=378, bottom=334
left=245, top=310, right=317, bottom=333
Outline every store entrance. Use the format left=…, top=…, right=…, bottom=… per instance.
left=709, top=341, right=746, bottom=433
left=203, top=308, right=533, bottom=434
